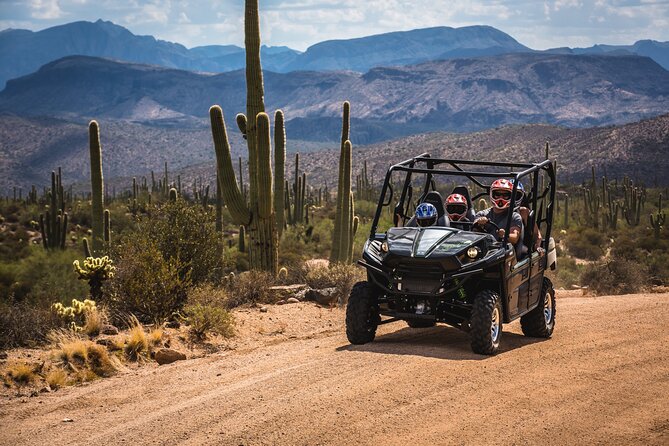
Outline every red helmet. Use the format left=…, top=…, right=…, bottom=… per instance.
left=445, top=193, right=468, bottom=221
left=490, top=179, right=514, bottom=209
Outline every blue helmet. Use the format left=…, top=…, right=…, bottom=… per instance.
left=415, top=202, right=438, bottom=227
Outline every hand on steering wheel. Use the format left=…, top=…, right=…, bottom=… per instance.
left=473, top=217, right=499, bottom=232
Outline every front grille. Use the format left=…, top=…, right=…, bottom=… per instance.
left=394, top=262, right=444, bottom=294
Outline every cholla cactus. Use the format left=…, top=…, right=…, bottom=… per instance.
left=52, top=298, right=97, bottom=332
left=73, top=256, right=116, bottom=301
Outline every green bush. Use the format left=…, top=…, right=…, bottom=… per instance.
left=566, top=227, right=607, bottom=260
left=0, top=248, right=88, bottom=303
left=142, top=200, right=224, bottom=284
left=580, top=254, right=649, bottom=295
left=108, top=234, right=191, bottom=323
left=182, top=302, right=235, bottom=340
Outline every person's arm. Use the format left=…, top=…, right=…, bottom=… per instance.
left=534, top=224, right=543, bottom=250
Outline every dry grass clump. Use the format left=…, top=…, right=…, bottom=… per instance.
left=49, top=330, right=118, bottom=380
left=148, top=328, right=164, bottom=347
left=305, top=263, right=366, bottom=305
left=45, top=368, right=68, bottom=389
left=124, top=318, right=149, bottom=361
left=82, top=306, right=105, bottom=337
left=184, top=285, right=236, bottom=340
left=5, top=361, right=37, bottom=385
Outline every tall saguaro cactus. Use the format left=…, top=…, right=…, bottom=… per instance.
left=209, top=0, right=281, bottom=274
left=274, top=110, right=286, bottom=236
left=330, top=101, right=358, bottom=264
left=89, top=121, right=105, bottom=254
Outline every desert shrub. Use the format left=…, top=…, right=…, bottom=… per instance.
left=144, top=200, right=224, bottom=284
left=109, top=235, right=190, bottom=323
left=225, top=271, right=276, bottom=308
left=566, top=227, right=607, bottom=260
left=580, top=254, right=649, bottom=295
left=0, top=301, right=62, bottom=349
left=549, top=255, right=583, bottom=289
left=0, top=248, right=88, bottom=303
left=305, top=263, right=365, bottom=304
left=183, top=304, right=235, bottom=340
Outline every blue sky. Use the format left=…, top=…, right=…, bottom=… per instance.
left=0, top=0, right=668, bottom=50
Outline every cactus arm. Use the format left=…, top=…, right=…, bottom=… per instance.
left=255, top=112, right=273, bottom=219
left=210, top=105, right=252, bottom=225
left=274, top=110, right=286, bottom=235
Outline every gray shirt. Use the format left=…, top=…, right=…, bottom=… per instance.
left=475, top=207, right=524, bottom=256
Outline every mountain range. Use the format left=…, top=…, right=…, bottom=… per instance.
left=2, top=19, right=669, bottom=89
left=3, top=112, right=668, bottom=192
left=2, top=53, right=668, bottom=144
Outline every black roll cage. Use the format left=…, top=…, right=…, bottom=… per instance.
left=370, top=153, right=556, bottom=251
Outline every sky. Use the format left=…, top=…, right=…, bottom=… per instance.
left=0, top=0, right=668, bottom=51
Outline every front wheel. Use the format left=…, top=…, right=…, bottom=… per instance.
left=469, top=289, right=503, bottom=355
left=346, top=281, right=379, bottom=344
left=520, top=278, right=556, bottom=338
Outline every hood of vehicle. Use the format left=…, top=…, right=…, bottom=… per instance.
left=385, top=227, right=487, bottom=259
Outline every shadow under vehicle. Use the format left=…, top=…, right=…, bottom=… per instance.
left=346, top=154, right=558, bottom=355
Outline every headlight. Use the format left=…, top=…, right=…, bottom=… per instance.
left=467, top=246, right=480, bottom=259
left=381, top=241, right=389, bottom=253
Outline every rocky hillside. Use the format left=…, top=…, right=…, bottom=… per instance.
left=2, top=53, right=668, bottom=143
left=3, top=112, right=667, bottom=192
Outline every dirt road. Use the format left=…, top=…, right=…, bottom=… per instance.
left=1, top=293, right=668, bottom=445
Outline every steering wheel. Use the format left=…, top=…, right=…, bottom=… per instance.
left=472, top=218, right=500, bottom=233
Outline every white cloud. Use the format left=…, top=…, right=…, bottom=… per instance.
left=29, top=0, right=64, bottom=19
left=1, top=0, right=668, bottom=50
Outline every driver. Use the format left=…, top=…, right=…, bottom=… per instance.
left=445, top=193, right=470, bottom=229
left=474, top=179, right=524, bottom=257
left=409, top=202, right=439, bottom=227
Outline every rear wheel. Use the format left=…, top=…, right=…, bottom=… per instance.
left=469, top=289, right=502, bottom=355
left=346, top=281, right=379, bottom=344
left=520, top=278, right=556, bottom=338
left=406, top=319, right=436, bottom=328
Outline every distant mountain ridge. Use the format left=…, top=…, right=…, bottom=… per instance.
left=2, top=53, right=668, bottom=143
left=2, top=19, right=668, bottom=90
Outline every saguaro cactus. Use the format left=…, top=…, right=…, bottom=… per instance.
left=89, top=121, right=105, bottom=254
left=650, top=194, right=666, bottom=239
left=40, top=170, right=67, bottom=250
left=330, top=101, right=358, bottom=263
left=274, top=110, right=286, bottom=235
left=209, top=0, right=285, bottom=274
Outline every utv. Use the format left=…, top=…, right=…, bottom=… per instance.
left=346, top=154, right=558, bottom=355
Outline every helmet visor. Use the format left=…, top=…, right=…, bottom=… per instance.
left=446, top=204, right=467, bottom=220
left=417, top=216, right=437, bottom=227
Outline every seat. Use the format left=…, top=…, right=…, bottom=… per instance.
left=451, top=186, right=476, bottom=221
left=422, top=191, right=449, bottom=226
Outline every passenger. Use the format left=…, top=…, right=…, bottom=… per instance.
left=445, top=193, right=470, bottom=229
left=407, top=202, right=439, bottom=227
left=515, top=182, right=543, bottom=252
left=473, top=179, right=524, bottom=257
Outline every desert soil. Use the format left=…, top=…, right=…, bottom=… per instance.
left=1, top=291, right=668, bottom=446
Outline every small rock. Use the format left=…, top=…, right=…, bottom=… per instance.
left=62, top=418, right=74, bottom=423
left=305, top=287, right=338, bottom=306
left=29, top=390, right=39, bottom=397
left=268, top=284, right=308, bottom=300
left=40, top=386, right=52, bottom=393
left=0, top=351, right=7, bottom=360
left=259, top=306, right=268, bottom=313
left=285, top=297, right=300, bottom=304
left=155, top=348, right=187, bottom=365
left=294, top=289, right=309, bottom=301
left=100, top=324, right=119, bottom=335
left=276, top=300, right=286, bottom=305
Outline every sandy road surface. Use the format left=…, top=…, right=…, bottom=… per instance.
left=1, top=293, right=668, bottom=446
